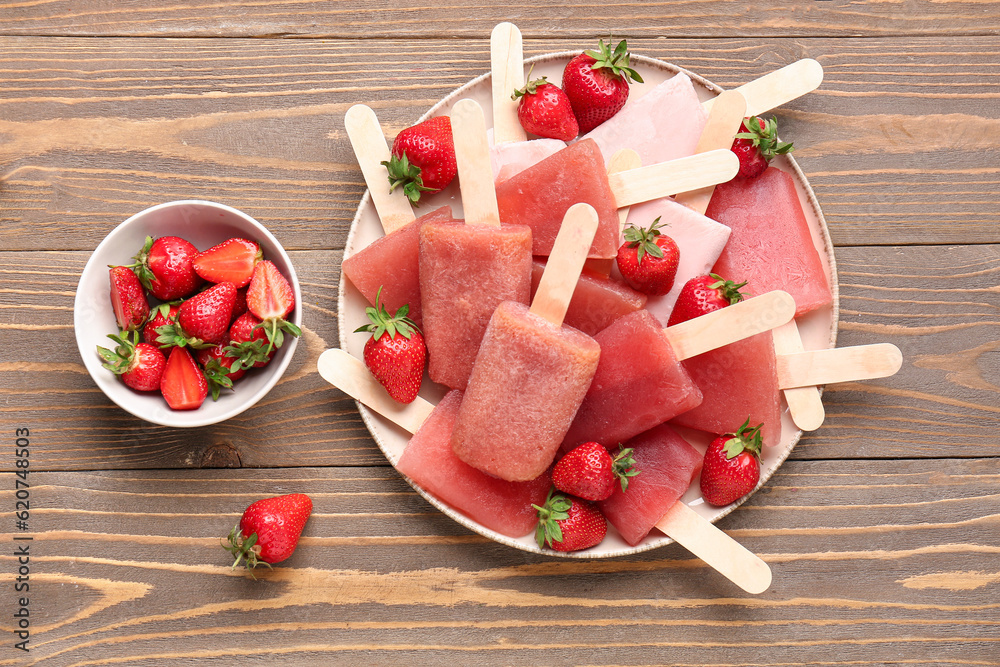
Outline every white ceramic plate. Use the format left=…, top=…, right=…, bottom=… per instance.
left=338, top=53, right=839, bottom=557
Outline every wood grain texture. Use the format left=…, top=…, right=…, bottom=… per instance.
left=2, top=0, right=1000, bottom=38
left=1, top=36, right=999, bottom=250
left=1, top=461, right=996, bottom=666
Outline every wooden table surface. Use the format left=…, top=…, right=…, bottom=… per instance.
left=2, top=2, right=999, bottom=665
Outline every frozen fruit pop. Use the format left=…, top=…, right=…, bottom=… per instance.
left=495, top=139, right=738, bottom=259
left=419, top=99, right=533, bottom=389
left=563, top=290, right=796, bottom=450
left=315, top=349, right=549, bottom=538
left=530, top=259, right=646, bottom=336
left=707, top=166, right=833, bottom=317
left=451, top=203, right=602, bottom=482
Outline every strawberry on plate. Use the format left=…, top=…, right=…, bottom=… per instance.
left=160, top=345, right=208, bottom=410
left=224, top=493, right=313, bottom=574
left=128, top=235, right=202, bottom=301
left=355, top=289, right=425, bottom=404
left=161, top=281, right=238, bottom=348
left=382, top=116, right=458, bottom=205
left=534, top=489, right=607, bottom=552
left=731, top=115, right=794, bottom=179
left=553, top=442, right=640, bottom=502
left=562, top=38, right=643, bottom=134
left=192, top=237, right=261, bottom=288
left=667, top=273, right=748, bottom=327
left=616, top=216, right=680, bottom=295
left=109, top=266, right=150, bottom=332
left=512, top=75, right=579, bottom=141
left=246, top=260, right=301, bottom=353
left=97, top=330, right=166, bottom=392
left=700, top=418, right=764, bottom=506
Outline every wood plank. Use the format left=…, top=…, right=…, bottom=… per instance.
left=1, top=36, right=999, bottom=250
left=0, top=244, right=997, bottom=470
left=2, top=1, right=999, bottom=38
left=3, top=459, right=997, bottom=665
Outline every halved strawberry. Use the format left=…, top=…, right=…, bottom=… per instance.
left=193, top=238, right=261, bottom=288
left=97, top=330, right=166, bottom=392
left=246, top=261, right=301, bottom=353
left=160, top=346, right=208, bottom=410
left=109, top=266, right=149, bottom=332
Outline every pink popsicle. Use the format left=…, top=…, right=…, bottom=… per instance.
left=397, top=390, right=552, bottom=537
left=598, top=423, right=703, bottom=547
left=342, top=205, right=458, bottom=326
left=707, top=166, right=833, bottom=317
left=530, top=260, right=646, bottom=336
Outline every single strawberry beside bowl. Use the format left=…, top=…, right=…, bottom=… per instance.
left=562, top=38, right=643, bottom=134
left=224, top=493, right=313, bottom=575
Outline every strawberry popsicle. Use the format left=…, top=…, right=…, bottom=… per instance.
left=530, top=259, right=646, bottom=336
left=419, top=99, right=533, bottom=389
left=451, top=203, right=603, bottom=482
left=707, top=166, right=833, bottom=317
left=563, top=290, right=796, bottom=450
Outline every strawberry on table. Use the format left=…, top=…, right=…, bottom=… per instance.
left=192, top=237, right=261, bottom=288
left=512, top=75, right=579, bottom=141
left=355, top=289, right=425, bottom=404
left=97, top=330, right=166, bottom=392
left=160, top=281, right=238, bottom=348
left=159, top=345, right=208, bottom=410
left=731, top=115, right=794, bottom=179
left=109, top=266, right=149, bottom=331
left=382, top=115, right=457, bottom=205
left=246, top=260, right=301, bottom=354
left=553, top=442, right=640, bottom=502
left=700, top=418, right=764, bottom=506
left=666, top=273, right=748, bottom=326
left=128, top=235, right=202, bottom=301
left=562, top=38, right=643, bottom=134
left=616, top=216, right=680, bottom=295
left=534, top=489, right=607, bottom=552
left=224, top=493, right=313, bottom=574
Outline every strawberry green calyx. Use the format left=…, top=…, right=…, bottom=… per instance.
left=611, top=446, right=641, bottom=492
left=223, top=525, right=272, bottom=578
left=202, top=358, right=234, bottom=400
left=120, top=235, right=158, bottom=291
left=224, top=338, right=271, bottom=375
left=256, top=318, right=301, bottom=356
left=622, top=216, right=668, bottom=263
left=354, top=286, right=419, bottom=341
left=723, top=418, right=764, bottom=461
left=153, top=321, right=213, bottom=350
left=734, top=116, right=794, bottom=162
left=512, top=71, right=549, bottom=100
left=585, top=38, right=643, bottom=84
left=382, top=152, right=434, bottom=205
left=96, top=330, right=142, bottom=374
left=533, top=488, right=572, bottom=549
left=707, top=273, right=749, bottom=306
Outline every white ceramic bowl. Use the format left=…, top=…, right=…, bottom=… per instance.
left=75, top=200, right=302, bottom=428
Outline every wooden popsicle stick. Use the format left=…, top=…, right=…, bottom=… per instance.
left=490, top=22, right=527, bottom=145
left=772, top=320, right=825, bottom=431
left=702, top=58, right=824, bottom=117
left=674, top=90, right=747, bottom=214
left=656, top=502, right=772, bottom=594
left=777, top=343, right=903, bottom=389
left=318, top=344, right=772, bottom=594
left=664, top=290, right=796, bottom=362
left=316, top=348, right=435, bottom=435
left=451, top=98, right=501, bottom=227
left=344, top=104, right=417, bottom=235
left=584, top=148, right=642, bottom=278
left=530, top=203, right=600, bottom=326
left=609, top=149, right=739, bottom=208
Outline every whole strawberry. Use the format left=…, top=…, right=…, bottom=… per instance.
left=616, top=216, right=680, bottom=295
left=197, top=344, right=241, bottom=399
left=700, top=419, right=764, bottom=506
left=223, top=312, right=273, bottom=374
left=97, top=330, right=166, bottom=392
left=109, top=266, right=149, bottom=331
left=731, top=116, right=794, bottom=179
left=512, top=76, right=579, bottom=141
left=382, top=116, right=457, bottom=204
left=128, top=235, right=202, bottom=301
left=143, top=302, right=179, bottom=349
left=667, top=273, right=748, bottom=327
left=553, top=442, right=640, bottom=501
left=246, top=260, right=301, bottom=353
left=534, top=489, right=607, bottom=552
left=160, top=281, right=237, bottom=347
left=355, top=289, right=425, bottom=404
left=562, top=38, right=643, bottom=134
left=224, top=493, right=313, bottom=574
